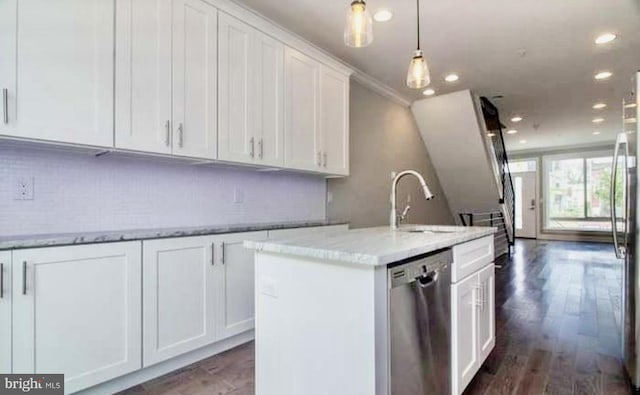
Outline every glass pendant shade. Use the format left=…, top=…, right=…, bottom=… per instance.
left=344, top=0, right=373, bottom=48
left=406, top=50, right=430, bottom=89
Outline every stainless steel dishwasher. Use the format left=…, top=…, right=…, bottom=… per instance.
left=388, top=248, right=452, bottom=395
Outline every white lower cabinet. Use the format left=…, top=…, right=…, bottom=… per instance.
left=216, top=231, right=267, bottom=340
left=143, top=231, right=267, bottom=365
left=11, top=242, right=142, bottom=394
left=142, top=236, right=218, bottom=367
left=478, top=264, right=496, bottom=362
left=452, top=263, right=495, bottom=395
left=0, top=251, right=11, bottom=373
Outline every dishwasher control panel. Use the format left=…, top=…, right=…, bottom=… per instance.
left=389, top=249, right=452, bottom=288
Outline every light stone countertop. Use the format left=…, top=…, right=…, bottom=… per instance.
left=244, top=225, right=497, bottom=266
left=0, top=220, right=347, bottom=251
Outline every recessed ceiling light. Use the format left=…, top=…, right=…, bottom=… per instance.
left=507, top=129, right=518, bottom=134
left=511, top=116, right=523, bottom=123
left=595, top=33, right=617, bottom=45
left=444, top=74, right=459, bottom=82
left=593, top=131, right=601, bottom=135
left=519, top=139, right=527, bottom=144
left=594, top=71, right=613, bottom=80
left=625, top=103, right=637, bottom=109
left=592, top=117, right=605, bottom=123
left=422, top=88, right=435, bottom=96
left=373, top=9, right=393, bottom=22
left=592, top=103, right=607, bottom=109
left=487, top=132, right=496, bottom=137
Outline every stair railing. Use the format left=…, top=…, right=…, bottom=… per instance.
left=478, top=97, right=515, bottom=251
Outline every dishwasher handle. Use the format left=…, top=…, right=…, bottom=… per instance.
left=416, top=270, right=439, bottom=288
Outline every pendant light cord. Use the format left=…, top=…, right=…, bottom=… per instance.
left=416, top=0, right=420, bottom=50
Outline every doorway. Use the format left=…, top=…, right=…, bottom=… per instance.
left=514, top=171, right=537, bottom=238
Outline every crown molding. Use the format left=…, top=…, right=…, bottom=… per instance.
left=351, top=72, right=413, bottom=108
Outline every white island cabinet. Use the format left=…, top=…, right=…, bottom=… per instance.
left=246, top=226, right=496, bottom=395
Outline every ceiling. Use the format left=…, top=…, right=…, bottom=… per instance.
left=234, top=0, right=640, bottom=153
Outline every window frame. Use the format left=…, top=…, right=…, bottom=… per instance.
left=542, top=149, right=617, bottom=232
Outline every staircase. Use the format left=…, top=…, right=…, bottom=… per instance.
left=411, top=90, right=514, bottom=257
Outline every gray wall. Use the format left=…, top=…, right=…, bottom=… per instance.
left=327, top=81, right=454, bottom=228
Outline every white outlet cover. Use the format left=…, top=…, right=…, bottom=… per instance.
left=12, top=176, right=34, bottom=200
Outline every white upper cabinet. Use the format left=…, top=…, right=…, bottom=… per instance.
left=284, top=47, right=350, bottom=175
left=253, top=31, right=285, bottom=167
left=12, top=242, right=142, bottom=394
left=172, top=0, right=218, bottom=159
left=115, top=0, right=172, bottom=154
left=284, top=47, right=322, bottom=172
left=218, top=13, right=284, bottom=167
left=218, top=13, right=255, bottom=164
left=319, top=66, right=350, bottom=175
left=0, top=251, right=11, bottom=374
left=0, top=0, right=114, bottom=147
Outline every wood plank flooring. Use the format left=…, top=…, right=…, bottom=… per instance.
left=120, top=239, right=631, bottom=395
left=464, top=239, right=629, bottom=395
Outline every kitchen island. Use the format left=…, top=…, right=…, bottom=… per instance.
left=245, top=225, right=497, bottom=395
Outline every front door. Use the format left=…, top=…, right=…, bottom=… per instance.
left=514, top=172, right=537, bottom=238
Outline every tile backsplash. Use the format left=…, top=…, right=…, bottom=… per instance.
left=0, top=144, right=327, bottom=236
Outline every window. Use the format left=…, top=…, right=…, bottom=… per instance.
left=508, top=159, right=537, bottom=173
left=543, top=151, right=623, bottom=232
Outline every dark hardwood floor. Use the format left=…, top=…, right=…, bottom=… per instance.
left=464, top=239, right=629, bottom=395
left=121, top=239, right=630, bottom=395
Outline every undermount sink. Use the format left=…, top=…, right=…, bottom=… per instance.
left=398, top=226, right=468, bottom=234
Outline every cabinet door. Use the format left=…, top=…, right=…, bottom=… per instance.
left=452, top=273, right=479, bottom=395
left=115, top=0, right=172, bottom=154
left=143, top=236, right=217, bottom=366
left=217, top=231, right=268, bottom=340
left=284, top=47, right=321, bottom=171
left=319, top=66, right=350, bottom=175
left=172, top=0, right=217, bottom=159
left=0, top=0, right=114, bottom=147
left=0, top=251, right=11, bottom=373
left=12, top=242, right=141, bottom=393
left=478, top=264, right=495, bottom=363
left=218, top=13, right=254, bottom=164
left=254, top=32, right=285, bottom=167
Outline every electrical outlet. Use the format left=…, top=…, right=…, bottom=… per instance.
left=13, top=176, right=34, bottom=200
left=233, top=187, right=244, bottom=204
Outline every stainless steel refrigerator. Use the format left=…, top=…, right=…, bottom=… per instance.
left=613, top=71, right=639, bottom=389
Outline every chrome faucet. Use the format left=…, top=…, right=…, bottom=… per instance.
left=390, top=170, right=434, bottom=230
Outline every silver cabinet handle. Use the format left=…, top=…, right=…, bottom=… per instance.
left=211, top=243, right=215, bottom=266
left=178, top=123, right=184, bottom=148
left=0, top=263, right=3, bottom=299
left=259, top=138, right=264, bottom=159
left=317, top=151, right=322, bottom=166
left=323, top=152, right=327, bottom=168
left=2, top=88, right=7, bottom=124
left=22, top=261, right=27, bottom=295
left=165, top=120, right=171, bottom=146
left=250, top=137, right=255, bottom=158
left=221, top=242, right=226, bottom=265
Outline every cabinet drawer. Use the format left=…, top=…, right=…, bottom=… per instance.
left=452, top=236, right=494, bottom=283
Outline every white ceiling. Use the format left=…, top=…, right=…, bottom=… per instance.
left=233, top=0, right=640, bottom=153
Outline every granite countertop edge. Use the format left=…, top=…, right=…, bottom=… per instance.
left=0, top=220, right=348, bottom=251
left=244, top=226, right=498, bottom=266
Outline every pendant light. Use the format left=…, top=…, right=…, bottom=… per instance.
left=344, top=1, right=373, bottom=48
left=406, top=0, right=430, bottom=89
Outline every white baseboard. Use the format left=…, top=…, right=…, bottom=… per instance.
left=75, top=330, right=254, bottom=395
